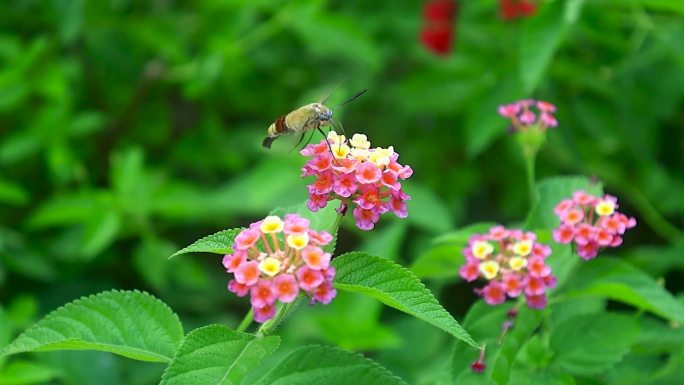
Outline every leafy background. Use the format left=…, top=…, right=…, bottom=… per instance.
left=1, top=0, right=683, bottom=384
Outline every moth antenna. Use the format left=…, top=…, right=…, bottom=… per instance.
left=336, top=89, right=367, bottom=107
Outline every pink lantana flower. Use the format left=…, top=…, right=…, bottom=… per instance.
left=301, top=132, right=413, bottom=231
left=553, top=191, right=636, bottom=260
left=498, top=99, right=558, bottom=131
left=221, top=214, right=336, bottom=323
left=460, top=225, right=556, bottom=309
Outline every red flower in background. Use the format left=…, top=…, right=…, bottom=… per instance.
left=500, top=0, right=537, bottom=20
left=423, top=0, right=456, bottom=22
left=420, top=0, right=458, bottom=56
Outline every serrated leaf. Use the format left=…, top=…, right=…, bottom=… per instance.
left=520, top=0, right=586, bottom=93
left=549, top=313, right=639, bottom=375
left=1, top=290, right=183, bottom=363
left=254, top=345, right=407, bottom=385
left=160, top=325, right=280, bottom=385
left=567, top=258, right=684, bottom=323
left=332, top=252, right=477, bottom=347
left=171, top=228, right=242, bottom=258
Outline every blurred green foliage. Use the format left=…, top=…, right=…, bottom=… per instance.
left=1, top=0, right=684, bottom=383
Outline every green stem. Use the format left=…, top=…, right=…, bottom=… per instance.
left=236, top=308, right=254, bottom=333
left=257, top=299, right=300, bottom=336
left=524, top=151, right=537, bottom=207
left=333, top=204, right=345, bottom=231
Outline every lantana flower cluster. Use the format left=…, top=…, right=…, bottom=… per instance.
left=498, top=99, right=558, bottom=131
left=460, top=226, right=557, bottom=309
left=222, top=214, right=336, bottom=323
left=553, top=191, right=637, bottom=260
left=301, top=131, right=413, bottom=230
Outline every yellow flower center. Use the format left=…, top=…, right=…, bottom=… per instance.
left=509, top=256, right=527, bottom=271
left=332, top=143, right=351, bottom=159
left=595, top=200, right=615, bottom=216
left=513, top=240, right=532, bottom=256
left=259, top=257, right=281, bottom=276
left=287, top=233, right=309, bottom=250
left=479, top=261, right=500, bottom=280
left=260, top=216, right=284, bottom=233
left=472, top=241, right=494, bottom=259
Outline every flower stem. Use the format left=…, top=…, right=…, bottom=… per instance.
left=257, top=299, right=300, bottom=336
left=333, top=204, right=345, bottom=229
left=524, top=153, right=537, bottom=207
left=236, top=308, right=254, bottom=333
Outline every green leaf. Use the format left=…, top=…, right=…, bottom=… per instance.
left=332, top=252, right=477, bottom=347
left=0, top=360, right=57, bottom=385
left=464, top=75, right=523, bottom=158
left=545, top=241, right=577, bottom=289
left=516, top=335, right=553, bottom=370
left=431, top=222, right=498, bottom=245
left=40, top=351, right=122, bottom=385
left=254, top=345, right=407, bottom=385
left=0, top=178, right=28, bottom=206
left=160, top=325, right=280, bottom=385
left=640, top=0, right=684, bottom=15
left=548, top=296, right=605, bottom=329
left=520, top=0, right=586, bottom=93
left=410, top=244, right=462, bottom=280
left=525, top=176, right=603, bottom=230
left=286, top=290, right=400, bottom=351
left=171, top=228, right=242, bottom=257
left=549, top=313, right=639, bottom=375
left=81, top=211, right=122, bottom=259
left=604, top=353, right=661, bottom=385
left=270, top=200, right=341, bottom=254
left=359, top=221, right=407, bottom=261
left=0, top=307, right=10, bottom=349
left=567, top=258, right=684, bottom=324
left=402, top=182, right=453, bottom=233
left=452, top=303, right=543, bottom=385
left=1, top=290, right=183, bottom=363
left=634, top=317, right=684, bottom=355
left=411, top=223, right=494, bottom=279
left=508, top=367, right=576, bottom=385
